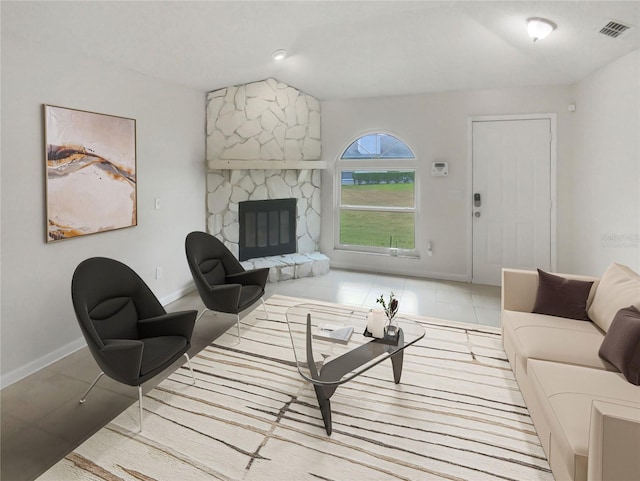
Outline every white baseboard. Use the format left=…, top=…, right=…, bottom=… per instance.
left=1, top=283, right=197, bottom=390
left=0, top=337, right=86, bottom=389
left=329, top=260, right=469, bottom=283
left=159, top=282, right=196, bottom=306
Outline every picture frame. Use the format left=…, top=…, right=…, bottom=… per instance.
left=44, top=105, right=137, bottom=242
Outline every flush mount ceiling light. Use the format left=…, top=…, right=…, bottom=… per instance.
left=272, top=49, right=287, bottom=61
left=527, top=17, right=557, bottom=42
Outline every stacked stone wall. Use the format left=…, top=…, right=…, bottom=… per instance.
left=205, top=79, right=324, bottom=271
left=206, top=78, right=321, bottom=162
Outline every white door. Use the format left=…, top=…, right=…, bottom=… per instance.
left=472, top=118, right=552, bottom=286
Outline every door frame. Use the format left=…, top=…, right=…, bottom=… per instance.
left=466, top=114, right=558, bottom=283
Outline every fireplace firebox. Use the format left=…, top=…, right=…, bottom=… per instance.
left=238, top=198, right=297, bottom=261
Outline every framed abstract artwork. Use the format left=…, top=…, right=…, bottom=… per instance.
left=44, top=105, right=137, bottom=242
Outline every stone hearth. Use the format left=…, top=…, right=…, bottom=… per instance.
left=241, top=252, right=329, bottom=283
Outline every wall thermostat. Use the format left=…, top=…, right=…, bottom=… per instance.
left=432, top=162, right=449, bottom=177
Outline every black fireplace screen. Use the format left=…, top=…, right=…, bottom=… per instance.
left=238, top=198, right=297, bottom=261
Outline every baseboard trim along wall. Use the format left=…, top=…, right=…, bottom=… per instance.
left=0, top=282, right=197, bottom=389
left=0, top=337, right=87, bottom=389
left=159, top=283, right=196, bottom=306
left=328, top=260, right=470, bottom=284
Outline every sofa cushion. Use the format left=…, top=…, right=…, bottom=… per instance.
left=599, top=306, right=640, bottom=385
left=502, top=310, right=614, bottom=373
left=533, top=269, right=594, bottom=320
left=527, top=359, right=640, bottom=481
left=588, top=263, right=640, bottom=332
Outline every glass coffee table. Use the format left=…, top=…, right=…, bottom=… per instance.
left=285, top=303, right=426, bottom=435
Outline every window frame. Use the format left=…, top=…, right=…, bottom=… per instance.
left=335, top=133, right=419, bottom=257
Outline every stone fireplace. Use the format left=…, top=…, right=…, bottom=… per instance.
left=206, top=78, right=329, bottom=281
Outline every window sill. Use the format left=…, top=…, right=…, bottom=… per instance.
left=334, top=246, right=420, bottom=259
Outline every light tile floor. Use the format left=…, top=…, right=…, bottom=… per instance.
left=1, top=269, right=500, bottom=481
left=265, top=269, right=501, bottom=327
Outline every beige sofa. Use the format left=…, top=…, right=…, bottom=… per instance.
left=501, top=264, right=640, bottom=481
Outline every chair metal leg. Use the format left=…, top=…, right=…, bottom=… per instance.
left=260, top=297, right=269, bottom=319
left=79, top=372, right=105, bottom=404
left=82, top=371, right=145, bottom=433
left=138, top=385, right=143, bottom=433
left=197, top=307, right=241, bottom=342
left=195, top=308, right=212, bottom=323
left=183, top=353, right=196, bottom=385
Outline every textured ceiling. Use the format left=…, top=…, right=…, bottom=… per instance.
left=2, top=1, right=639, bottom=99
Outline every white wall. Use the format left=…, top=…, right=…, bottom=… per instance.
left=0, top=36, right=206, bottom=386
left=320, top=85, right=574, bottom=280
left=568, top=49, right=640, bottom=276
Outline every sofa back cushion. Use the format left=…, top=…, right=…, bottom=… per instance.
left=588, top=263, right=640, bottom=332
left=599, top=306, right=640, bottom=385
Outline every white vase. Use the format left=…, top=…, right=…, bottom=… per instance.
left=367, top=309, right=386, bottom=338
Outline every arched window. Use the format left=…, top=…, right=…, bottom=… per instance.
left=336, top=133, right=417, bottom=254
left=341, top=133, right=415, bottom=159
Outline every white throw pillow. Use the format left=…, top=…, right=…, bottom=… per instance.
left=588, top=263, right=640, bottom=332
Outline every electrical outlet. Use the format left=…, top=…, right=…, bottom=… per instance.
left=155, top=267, right=162, bottom=280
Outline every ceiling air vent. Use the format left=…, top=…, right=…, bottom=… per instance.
left=599, top=20, right=631, bottom=38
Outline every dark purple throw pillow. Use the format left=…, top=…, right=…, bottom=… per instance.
left=532, top=269, right=594, bottom=320
left=599, top=306, right=640, bottom=385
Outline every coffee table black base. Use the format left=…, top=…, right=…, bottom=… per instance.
left=313, top=384, right=336, bottom=435
left=306, top=314, right=405, bottom=435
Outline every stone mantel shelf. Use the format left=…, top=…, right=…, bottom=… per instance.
left=208, top=159, right=327, bottom=171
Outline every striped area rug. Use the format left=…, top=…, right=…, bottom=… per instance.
left=38, top=295, right=553, bottom=481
